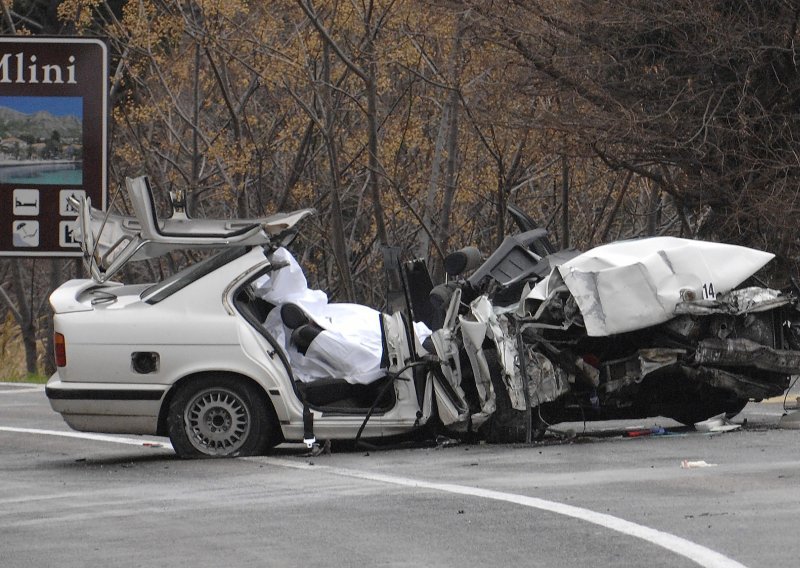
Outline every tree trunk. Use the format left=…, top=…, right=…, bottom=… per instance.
left=9, top=261, right=37, bottom=375
left=415, top=105, right=450, bottom=260
left=366, top=57, right=388, bottom=247
left=429, top=18, right=465, bottom=282
left=599, top=171, right=634, bottom=243
left=430, top=86, right=460, bottom=283
left=561, top=155, right=570, bottom=249
left=645, top=183, right=661, bottom=236
left=323, top=43, right=357, bottom=302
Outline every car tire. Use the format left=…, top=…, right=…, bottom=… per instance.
left=167, top=376, right=273, bottom=458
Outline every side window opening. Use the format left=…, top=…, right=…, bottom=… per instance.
left=233, top=265, right=398, bottom=415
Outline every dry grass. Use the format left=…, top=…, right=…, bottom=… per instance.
left=0, top=313, right=34, bottom=382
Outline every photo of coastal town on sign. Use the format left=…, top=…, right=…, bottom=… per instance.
left=0, top=96, right=82, bottom=185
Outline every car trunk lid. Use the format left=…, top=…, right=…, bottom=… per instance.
left=50, top=279, right=150, bottom=314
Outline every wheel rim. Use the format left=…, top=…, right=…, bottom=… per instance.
left=183, top=387, right=251, bottom=456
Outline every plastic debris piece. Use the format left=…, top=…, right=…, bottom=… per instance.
left=435, top=434, right=460, bottom=448
left=681, top=460, right=717, bottom=469
left=624, top=429, right=648, bottom=437
left=694, top=413, right=741, bottom=433
left=624, top=427, right=667, bottom=437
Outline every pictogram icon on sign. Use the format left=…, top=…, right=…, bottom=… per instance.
left=12, top=220, right=39, bottom=247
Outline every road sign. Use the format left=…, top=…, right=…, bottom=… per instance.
left=0, top=37, right=107, bottom=257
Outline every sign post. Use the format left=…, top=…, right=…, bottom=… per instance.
left=0, top=37, right=107, bottom=257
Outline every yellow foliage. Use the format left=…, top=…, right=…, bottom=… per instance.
left=52, top=0, right=619, bottom=299
left=196, top=0, right=249, bottom=20
left=56, top=0, right=103, bottom=30
left=0, top=313, right=26, bottom=380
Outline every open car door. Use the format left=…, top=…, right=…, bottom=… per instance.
left=76, top=176, right=314, bottom=282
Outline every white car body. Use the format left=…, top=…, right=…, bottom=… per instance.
left=47, top=244, right=438, bottom=443
left=47, top=177, right=461, bottom=457
left=47, top=176, right=799, bottom=457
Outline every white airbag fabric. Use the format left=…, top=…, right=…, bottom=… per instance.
left=254, top=248, right=430, bottom=384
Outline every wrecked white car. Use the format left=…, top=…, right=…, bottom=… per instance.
left=427, top=223, right=800, bottom=442
left=46, top=176, right=800, bottom=457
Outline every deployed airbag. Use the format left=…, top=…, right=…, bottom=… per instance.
left=254, top=248, right=431, bottom=384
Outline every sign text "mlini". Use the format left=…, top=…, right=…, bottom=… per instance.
left=0, top=52, right=77, bottom=84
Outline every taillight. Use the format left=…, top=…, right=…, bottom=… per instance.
left=54, top=333, right=66, bottom=367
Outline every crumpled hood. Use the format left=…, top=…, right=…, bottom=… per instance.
left=529, top=237, right=775, bottom=336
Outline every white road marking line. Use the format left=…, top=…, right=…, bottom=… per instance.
left=0, top=426, right=172, bottom=449
left=1, top=426, right=748, bottom=568
left=261, top=457, right=749, bottom=568
left=0, top=386, right=45, bottom=394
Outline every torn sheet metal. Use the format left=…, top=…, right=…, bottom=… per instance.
left=638, top=348, right=688, bottom=377
left=675, top=287, right=790, bottom=315
left=601, top=348, right=687, bottom=394
left=529, top=237, right=774, bottom=337
left=694, top=413, right=742, bottom=433
left=682, top=365, right=787, bottom=399
left=459, top=318, right=496, bottom=424
left=695, top=338, right=800, bottom=374
left=430, top=334, right=470, bottom=425
left=382, top=312, right=412, bottom=370
left=469, top=296, right=527, bottom=411
left=518, top=347, right=571, bottom=404
left=426, top=286, right=472, bottom=426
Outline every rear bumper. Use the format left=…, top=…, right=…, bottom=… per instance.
left=46, top=373, right=167, bottom=435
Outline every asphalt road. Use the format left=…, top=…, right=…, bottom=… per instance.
left=2, top=382, right=799, bottom=568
